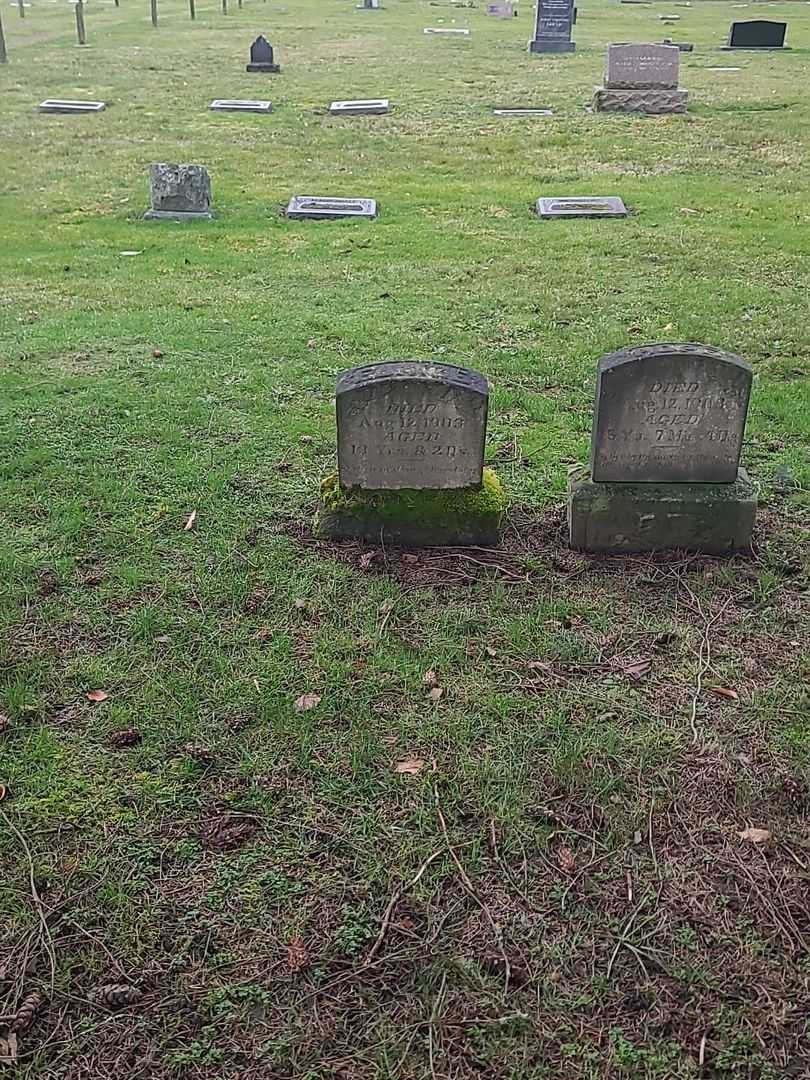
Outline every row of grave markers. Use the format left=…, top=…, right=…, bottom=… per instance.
left=315, top=346, right=756, bottom=555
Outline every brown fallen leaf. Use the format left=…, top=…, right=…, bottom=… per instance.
left=359, top=550, right=378, bottom=570
left=485, top=646, right=498, bottom=658
left=152, top=348, right=164, bottom=358
left=622, top=657, right=652, bottom=681
left=710, top=686, right=739, bottom=701
left=294, top=693, right=321, bottom=712
left=423, top=669, right=438, bottom=688
left=395, top=757, right=425, bottom=775
left=429, top=687, right=444, bottom=704
left=110, top=728, right=141, bottom=748
left=0, top=784, right=7, bottom=802
left=183, top=510, right=197, bottom=532
left=286, top=937, right=310, bottom=973
left=201, top=814, right=258, bottom=850
left=739, top=826, right=772, bottom=844
left=86, top=689, right=109, bottom=703
left=0, top=714, right=10, bottom=734
left=557, top=846, right=576, bottom=874
left=401, top=553, right=419, bottom=565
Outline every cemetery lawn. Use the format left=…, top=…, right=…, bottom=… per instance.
left=2, top=0, right=810, bottom=1076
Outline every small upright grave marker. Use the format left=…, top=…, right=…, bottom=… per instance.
left=568, top=343, right=756, bottom=553
left=529, top=0, right=575, bottom=53
left=537, top=196, right=628, bottom=219
left=286, top=196, right=377, bottom=220
left=725, top=19, right=787, bottom=48
left=247, top=35, right=280, bottom=72
left=359, top=0, right=381, bottom=8
left=144, top=163, right=214, bottom=221
left=329, top=98, right=390, bottom=115
left=594, top=43, right=687, bottom=114
left=315, top=362, right=505, bottom=546
left=39, top=98, right=107, bottom=112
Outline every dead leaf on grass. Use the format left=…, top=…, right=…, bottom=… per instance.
left=710, top=686, right=739, bottom=701
left=286, top=937, right=311, bottom=973
left=557, top=847, right=576, bottom=873
left=401, top=553, right=419, bottom=565
left=0, top=1033, right=18, bottom=1064
left=359, top=550, right=378, bottom=570
left=428, top=687, right=444, bottom=704
left=86, top=689, right=109, bottom=703
left=293, top=598, right=308, bottom=611
left=294, top=693, right=321, bottom=712
left=423, top=669, right=438, bottom=688
left=395, top=757, right=426, bottom=775
left=183, top=509, right=197, bottom=532
left=622, top=657, right=652, bottom=681
left=201, top=814, right=258, bottom=850
left=0, top=714, right=10, bottom=734
left=739, top=826, right=772, bottom=844
left=110, top=728, right=141, bottom=748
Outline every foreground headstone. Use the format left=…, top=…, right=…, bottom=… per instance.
left=39, top=98, right=106, bottom=112
left=537, top=196, right=628, bottom=218
left=594, top=43, right=687, bottom=114
left=329, top=98, right=389, bottom=115
left=568, top=343, right=756, bottom=553
left=725, top=19, right=787, bottom=48
left=247, top=35, right=280, bottom=71
left=529, top=0, right=575, bottom=53
left=210, top=99, right=273, bottom=113
left=144, top=163, right=213, bottom=220
left=314, top=362, right=505, bottom=546
left=286, top=196, right=377, bottom=220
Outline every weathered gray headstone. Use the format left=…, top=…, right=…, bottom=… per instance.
left=286, top=196, right=377, bottom=220
left=329, top=98, right=389, bottom=115
left=591, top=344, right=752, bottom=483
left=145, top=163, right=213, bottom=220
left=568, top=343, right=757, bottom=553
left=336, top=363, right=487, bottom=490
left=529, top=0, right=575, bottom=53
left=210, top=99, right=273, bottom=113
left=605, top=43, right=679, bottom=89
left=247, top=35, right=280, bottom=72
left=39, top=98, right=106, bottom=112
left=537, top=196, right=628, bottom=219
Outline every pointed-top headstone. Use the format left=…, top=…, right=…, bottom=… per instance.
left=247, top=35, right=280, bottom=72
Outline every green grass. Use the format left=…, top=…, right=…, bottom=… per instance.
left=1, top=0, right=809, bottom=1076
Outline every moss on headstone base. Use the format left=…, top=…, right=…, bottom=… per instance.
left=314, top=468, right=506, bottom=547
left=568, top=465, right=757, bottom=555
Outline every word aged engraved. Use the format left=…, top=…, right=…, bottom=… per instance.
left=591, top=344, right=752, bottom=482
left=336, top=362, right=488, bottom=490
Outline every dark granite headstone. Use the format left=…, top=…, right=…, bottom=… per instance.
left=726, top=19, right=787, bottom=48
left=247, top=34, right=280, bottom=72
left=529, top=0, right=575, bottom=53
left=336, top=362, right=487, bottom=490
left=590, top=344, right=752, bottom=483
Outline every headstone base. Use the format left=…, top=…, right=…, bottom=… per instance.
left=593, top=87, right=688, bottom=114
left=529, top=39, right=575, bottom=53
left=314, top=468, right=506, bottom=547
left=144, top=209, right=214, bottom=220
left=567, top=466, right=756, bottom=555
left=246, top=62, right=281, bottom=72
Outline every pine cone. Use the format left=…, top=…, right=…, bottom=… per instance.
left=110, top=729, right=141, bottom=748
left=94, top=984, right=142, bottom=1009
left=12, top=992, right=44, bottom=1033
left=201, top=814, right=257, bottom=850
left=182, top=743, right=215, bottom=765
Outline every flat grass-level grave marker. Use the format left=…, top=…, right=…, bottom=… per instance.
left=423, top=27, right=470, bottom=36
left=329, top=98, right=389, bottom=115
left=39, top=98, right=107, bottom=112
left=286, top=196, right=377, bottom=220
left=210, top=99, right=273, bottom=113
left=487, top=2, right=515, bottom=16
left=568, top=343, right=756, bottom=553
left=494, top=108, right=553, bottom=116
left=594, top=43, right=687, bottom=114
left=724, top=19, right=787, bottom=49
left=658, top=37, right=694, bottom=52
left=315, top=362, right=506, bottom=546
left=144, top=163, right=214, bottom=220
left=247, top=35, right=280, bottom=72
left=529, top=0, right=575, bottom=54
left=537, top=196, right=628, bottom=219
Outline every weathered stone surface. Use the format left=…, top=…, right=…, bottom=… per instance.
left=286, top=196, right=377, bottom=220
left=591, top=344, right=752, bottom=483
left=329, top=98, right=389, bottom=115
left=605, top=43, right=680, bottom=89
left=567, top=466, right=756, bottom=554
left=529, top=0, right=575, bottom=52
left=247, top=34, right=280, bottom=71
left=145, top=163, right=213, bottom=219
left=537, top=196, right=628, bottom=218
left=209, top=99, right=273, bottom=113
left=593, top=87, right=688, bottom=113
left=39, top=99, right=106, bottom=112
left=726, top=19, right=787, bottom=48
left=336, top=362, right=488, bottom=490
left=314, top=468, right=505, bottom=546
